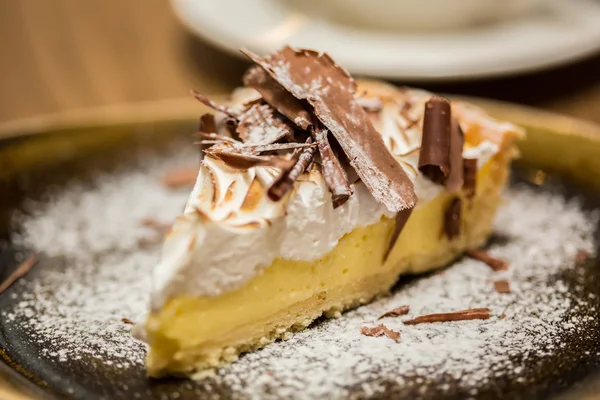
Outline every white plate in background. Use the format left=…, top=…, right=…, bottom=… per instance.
left=171, top=0, right=600, bottom=81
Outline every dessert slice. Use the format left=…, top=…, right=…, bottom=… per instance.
left=139, top=47, right=523, bottom=378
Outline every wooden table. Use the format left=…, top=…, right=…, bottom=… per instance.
left=0, top=0, right=599, bottom=398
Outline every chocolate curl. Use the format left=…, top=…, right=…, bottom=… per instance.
left=205, top=149, right=295, bottom=171
left=312, top=125, right=352, bottom=208
left=241, top=47, right=416, bottom=213
left=378, top=305, right=410, bottom=320
left=199, top=113, right=216, bottom=158
left=419, top=96, right=452, bottom=184
left=403, top=308, right=491, bottom=325
left=268, top=138, right=316, bottom=201
left=0, top=254, right=38, bottom=295
left=444, top=197, right=462, bottom=240
left=467, top=249, right=509, bottom=271
left=191, top=90, right=238, bottom=118
left=360, top=324, right=401, bottom=342
left=384, top=208, right=413, bottom=261
left=243, top=65, right=312, bottom=130
left=463, top=158, right=478, bottom=199
left=445, top=118, right=465, bottom=193
left=236, top=103, right=294, bottom=145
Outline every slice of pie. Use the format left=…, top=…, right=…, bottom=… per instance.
left=138, top=47, right=523, bottom=378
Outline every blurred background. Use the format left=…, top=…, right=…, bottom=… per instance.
left=1, top=0, right=600, bottom=127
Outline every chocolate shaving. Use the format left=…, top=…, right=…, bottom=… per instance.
left=140, top=218, right=171, bottom=234
left=360, top=324, right=401, bottom=342
left=191, top=89, right=238, bottom=118
left=161, top=165, right=198, bottom=189
left=467, top=249, right=509, bottom=271
left=378, top=305, right=410, bottom=320
left=312, top=125, right=352, bottom=208
left=403, top=308, right=491, bottom=325
left=0, top=254, right=38, bottom=295
left=443, top=197, right=462, bottom=240
left=384, top=208, right=413, bottom=261
left=500, top=313, right=507, bottom=320
left=419, top=96, right=452, bottom=184
left=121, top=318, right=135, bottom=325
left=445, top=118, right=465, bottom=193
left=575, top=249, right=592, bottom=263
left=236, top=102, right=294, bottom=145
left=205, top=149, right=296, bottom=171
left=197, top=141, right=315, bottom=155
left=268, top=138, right=316, bottom=201
left=494, top=280, right=511, bottom=294
left=243, top=65, right=312, bottom=130
left=242, top=47, right=417, bottom=213
left=463, top=158, right=478, bottom=199
left=199, top=113, right=217, bottom=158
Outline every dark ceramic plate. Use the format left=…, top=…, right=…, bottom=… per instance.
left=0, top=99, right=599, bottom=399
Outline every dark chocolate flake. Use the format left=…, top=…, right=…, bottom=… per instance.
left=268, top=138, right=316, bottom=201
left=419, top=96, right=452, bottom=184
left=445, top=118, right=465, bottom=193
left=467, top=249, right=509, bottom=271
left=360, top=324, right=401, bottom=342
left=403, top=308, right=491, bottom=325
left=494, top=280, right=511, bottom=294
left=191, top=90, right=238, bottom=118
left=242, top=46, right=416, bottom=213
left=463, top=158, right=478, bottom=199
left=444, top=197, right=462, bottom=240
left=378, top=305, right=410, bottom=320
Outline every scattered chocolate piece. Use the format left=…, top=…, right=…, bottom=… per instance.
left=418, top=96, right=452, bottom=184
left=500, top=313, right=507, bottom=320
left=242, top=47, right=417, bottom=213
left=445, top=118, right=465, bottom=193
left=575, top=249, right=592, bottom=263
left=236, top=102, right=294, bottom=145
left=205, top=149, right=295, bottom=171
left=467, top=249, right=509, bottom=271
left=121, top=318, right=135, bottom=325
left=384, top=208, right=413, bottom=261
left=140, top=218, right=171, bottom=234
left=0, top=254, right=38, bottom=295
left=243, top=65, right=312, bottom=130
left=443, top=197, right=462, bottom=240
left=191, top=90, right=238, bottom=118
left=312, top=125, right=352, bottom=208
left=244, top=142, right=316, bottom=154
left=403, top=308, right=491, bottom=325
left=378, top=305, right=410, bottom=320
left=268, top=138, right=316, bottom=201
left=161, top=165, right=198, bottom=189
left=360, top=324, right=401, bottom=342
left=494, top=280, right=511, bottom=294
left=463, top=158, right=478, bottom=199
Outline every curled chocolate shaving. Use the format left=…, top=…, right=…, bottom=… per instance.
left=268, top=138, right=316, bottom=201
left=403, top=308, right=491, bottom=325
left=419, top=96, right=452, bottom=184
left=191, top=90, right=238, bottom=118
left=243, top=65, right=312, bottom=130
left=199, top=113, right=217, bottom=158
left=0, top=254, right=38, bottom=295
left=236, top=103, right=294, bottom=145
left=494, top=280, right=511, bottom=294
left=312, top=125, right=352, bottom=208
left=467, top=249, right=509, bottom=271
left=463, top=158, right=478, bottom=199
left=121, top=318, right=135, bottom=325
left=378, top=305, right=410, bottom=320
left=443, top=197, right=462, bottom=240
left=242, top=47, right=416, bottom=213
left=384, top=208, right=413, bottom=261
left=360, top=324, right=401, bottom=342
left=205, top=150, right=295, bottom=171
left=445, top=118, right=465, bottom=193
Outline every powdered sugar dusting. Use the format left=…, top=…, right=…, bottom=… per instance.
left=2, top=154, right=599, bottom=398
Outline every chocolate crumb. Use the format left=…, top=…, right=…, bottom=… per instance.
left=463, top=158, right=478, bottom=199
left=121, top=318, right=135, bottom=325
left=360, top=324, right=401, bottom=342
left=378, top=305, right=410, bottom=320
left=0, top=254, right=38, bottom=295
left=575, top=249, right=592, bottom=263
left=467, top=249, right=509, bottom=271
left=500, top=313, right=507, bottom=320
left=444, top=197, right=462, bottom=240
left=403, top=308, right=491, bottom=325
left=161, top=165, right=198, bottom=189
left=494, top=280, right=511, bottom=294
left=419, top=96, right=452, bottom=184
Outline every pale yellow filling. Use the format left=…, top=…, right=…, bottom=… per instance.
left=145, top=153, right=510, bottom=377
